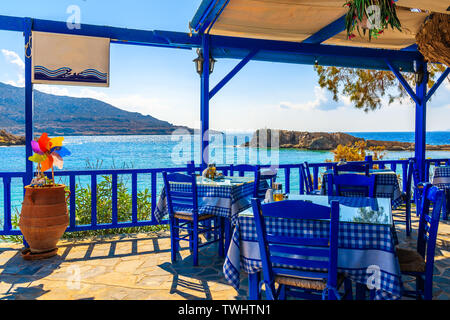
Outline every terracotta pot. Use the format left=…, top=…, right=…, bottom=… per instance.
left=19, top=184, right=70, bottom=253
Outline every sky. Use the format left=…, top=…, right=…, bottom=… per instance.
left=0, top=0, right=449, bottom=133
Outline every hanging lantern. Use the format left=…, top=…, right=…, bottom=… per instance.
left=193, top=48, right=205, bottom=75
left=193, top=48, right=216, bottom=75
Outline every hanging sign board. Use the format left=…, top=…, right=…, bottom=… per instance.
left=32, top=31, right=110, bottom=87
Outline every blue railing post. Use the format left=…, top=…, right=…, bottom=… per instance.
left=69, top=175, right=76, bottom=229
left=24, top=18, right=34, bottom=186
left=3, top=177, right=12, bottom=232
left=402, top=162, right=408, bottom=193
left=112, top=174, right=118, bottom=225
left=187, top=161, right=195, bottom=174
left=91, top=174, right=97, bottom=227
left=415, top=60, right=428, bottom=182
left=132, top=173, right=138, bottom=224
left=365, top=155, right=373, bottom=169
left=151, top=171, right=157, bottom=221
left=284, top=167, right=290, bottom=194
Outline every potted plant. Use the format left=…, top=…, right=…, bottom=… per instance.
left=344, top=0, right=402, bottom=40
left=19, top=133, right=71, bottom=260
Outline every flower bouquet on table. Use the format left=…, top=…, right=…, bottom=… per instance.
left=202, top=163, right=224, bottom=181
left=19, top=133, right=72, bottom=260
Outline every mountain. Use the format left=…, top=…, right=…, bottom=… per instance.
left=0, top=82, right=193, bottom=136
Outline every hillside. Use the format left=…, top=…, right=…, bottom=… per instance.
left=0, top=82, right=192, bottom=136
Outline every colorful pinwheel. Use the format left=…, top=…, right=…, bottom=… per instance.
left=28, top=133, right=71, bottom=183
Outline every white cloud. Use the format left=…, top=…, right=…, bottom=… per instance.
left=279, top=86, right=327, bottom=111
left=4, top=74, right=25, bottom=87
left=1, top=49, right=24, bottom=69
left=34, top=85, right=71, bottom=96
left=2, top=49, right=25, bottom=87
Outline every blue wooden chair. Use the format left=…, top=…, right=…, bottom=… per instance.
left=397, top=183, right=445, bottom=300
left=162, top=172, right=223, bottom=266
left=327, top=173, right=376, bottom=198
left=251, top=198, right=349, bottom=300
left=400, top=159, right=416, bottom=236
left=259, top=167, right=278, bottom=198
left=230, top=164, right=268, bottom=199
left=301, top=162, right=321, bottom=195
left=333, top=162, right=370, bottom=176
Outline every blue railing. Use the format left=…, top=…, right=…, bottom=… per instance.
left=0, top=158, right=448, bottom=236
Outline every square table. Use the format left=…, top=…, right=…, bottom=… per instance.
left=223, top=194, right=402, bottom=300
left=432, top=166, right=450, bottom=218
left=154, top=176, right=269, bottom=250
left=321, top=169, right=403, bottom=209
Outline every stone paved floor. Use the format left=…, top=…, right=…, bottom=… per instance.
left=0, top=208, right=449, bottom=300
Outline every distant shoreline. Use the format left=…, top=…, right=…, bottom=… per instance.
left=242, top=129, right=450, bottom=151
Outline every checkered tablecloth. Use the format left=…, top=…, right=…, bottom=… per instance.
left=321, top=170, right=403, bottom=209
left=154, top=177, right=268, bottom=226
left=223, top=197, right=402, bottom=300
left=433, top=166, right=450, bottom=191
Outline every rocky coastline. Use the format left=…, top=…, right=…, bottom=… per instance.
left=242, top=129, right=450, bottom=151
left=0, top=130, right=25, bottom=146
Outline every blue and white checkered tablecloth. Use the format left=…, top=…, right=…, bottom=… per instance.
left=153, top=177, right=268, bottom=226
left=223, top=197, right=402, bottom=300
left=321, top=170, right=403, bottom=209
left=433, top=166, right=450, bottom=191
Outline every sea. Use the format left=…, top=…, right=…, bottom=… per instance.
left=0, top=131, right=449, bottom=227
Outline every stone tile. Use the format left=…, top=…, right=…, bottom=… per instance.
left=0, top=209, right=448, bottom=301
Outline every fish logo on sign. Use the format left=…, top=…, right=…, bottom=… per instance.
left=34, top=66, right=108, bottom=84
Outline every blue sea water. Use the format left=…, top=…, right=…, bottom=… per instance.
left=0, top=132, right=449, bottom=227
left=1, top=132, right=449, bottom=172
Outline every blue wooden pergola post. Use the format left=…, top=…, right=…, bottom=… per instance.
left=414, top=60, right=428, bottom=182
left=23, top=17, right=33, bottom=248
left=24, top=17, right=33, bottom=186
left=200, top=34, right=210, bottom=169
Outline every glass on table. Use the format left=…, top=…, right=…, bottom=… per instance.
left=273, top=183, right=284, bottom=202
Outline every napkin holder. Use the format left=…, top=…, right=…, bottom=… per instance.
left=265, top=189, right=273, bottom=203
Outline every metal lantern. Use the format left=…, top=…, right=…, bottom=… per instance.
left=193, top=48, right=205, bottom=75
left=193, top=48, right=216, bottom=75
left=209, top=56, right=216, bottom=74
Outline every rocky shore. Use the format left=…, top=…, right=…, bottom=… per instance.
left=242, top=129, right=450, bottom=151
left=0, top=130, right=25, bottom=146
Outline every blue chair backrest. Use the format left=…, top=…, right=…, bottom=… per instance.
left=230, top=164, right=262, bottom=198
left=260, top=168, right=278, bottom=189
left=416, top=183, right=445, bottom=275
left=328, top=173, right=376, bottom=198
left=333, top=162, right=370, bottom=176
left=162, top=172, right=199, bottom=219
left=251, top=198, right=340, bottom=292
left=186, top=161, right=196, bottom=175
left=302, top=162, right=314, bottom=194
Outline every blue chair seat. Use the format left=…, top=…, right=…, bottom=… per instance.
left=398, top=183, right=445, bottom=300
left=396, top=247, right=426, bottom=273
left=275, top=273, right=346, bottom=292
left=163, top=172, right=224, bottom=266
left=251, top=198, right=352, bottom=300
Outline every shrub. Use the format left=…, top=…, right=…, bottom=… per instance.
left=330, top=141, right=386, bottom=162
